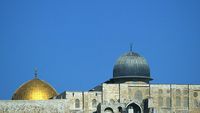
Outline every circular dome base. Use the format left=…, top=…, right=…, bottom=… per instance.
left=111, top=76, right=153, bottom=83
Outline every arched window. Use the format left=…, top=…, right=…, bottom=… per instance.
left=104, top=107, right=114, bottom=113
left=176, top=96, right=181, bottom=107
left=158, top=96, right=163, bottom=107
left=75, top=99, right=80, bottom=108
left=166, top=97, right=171, bottom=107
left=127, top=103, right=141, bottom=113
left=183, top=97, right=188, bottom=107
left=134, top=90, right=143, bottom=101
left=92, top=99, right=97, bottom=108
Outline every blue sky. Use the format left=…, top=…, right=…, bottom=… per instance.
left=0, top=0, right=200, bottom=99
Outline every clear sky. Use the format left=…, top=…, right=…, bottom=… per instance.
left=0, top=0, right=200, bottom=99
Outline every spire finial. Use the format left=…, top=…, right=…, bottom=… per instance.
left=130, top=43, right=133, bottom=52
left=34, top=67, right=38, bottom=78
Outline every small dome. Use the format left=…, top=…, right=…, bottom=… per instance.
left=12, top=77, right=57, bottom=100
left=113, top=51, right=152, bottom=82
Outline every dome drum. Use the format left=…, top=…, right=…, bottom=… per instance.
left=111, top=75, right=153, bottom=83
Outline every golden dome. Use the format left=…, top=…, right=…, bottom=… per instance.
left=12, top=76, right=58, bottom=100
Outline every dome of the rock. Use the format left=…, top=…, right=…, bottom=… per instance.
left=12, top=76, right=57, bottom=100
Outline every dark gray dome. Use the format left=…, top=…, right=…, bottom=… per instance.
left=113, top=51, right=151, bottom=81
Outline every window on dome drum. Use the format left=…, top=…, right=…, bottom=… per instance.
left=158, top=96, right=163, bottom=107
left=176, top=96, right=181, bottom=107
left=92, top=99, right=97, bottom=108
left=75, top=99, right=80, bottom=108
left=166, top=97, right=171, bottom=107
left=134, top=90, right=143, bottom=101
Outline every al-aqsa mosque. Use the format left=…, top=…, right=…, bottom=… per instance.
left=0, top=49, right=200, bottom=113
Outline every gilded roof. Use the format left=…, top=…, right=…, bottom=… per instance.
left=12, top=78, right=57, bottom=100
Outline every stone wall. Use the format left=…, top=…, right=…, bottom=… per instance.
left=150, top=84, right=200, bottom=113
left=101, top=83, right=200, bottom=113
left=4, top=83, right=198, bottom=113
left=55, top=83, right=200, bottom=113
left=57, top=91, right=102, bottom=113
left=0, top=99, right=68, bottom=113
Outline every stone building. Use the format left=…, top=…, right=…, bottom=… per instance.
left=0, top=50, right=200, bottom=113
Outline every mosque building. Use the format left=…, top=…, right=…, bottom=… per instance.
left=0, top=49, right=200, bottom=113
